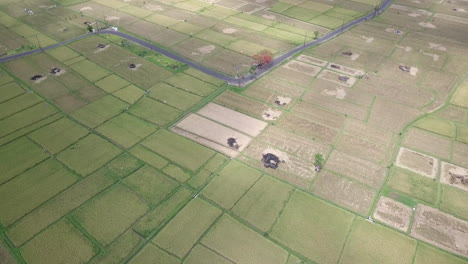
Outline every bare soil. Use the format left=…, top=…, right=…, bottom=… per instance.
left=373, top=196, right=412, bottom=232
left=440, top=162, right=468, bottom=191
left=411, top=204, right=468, bottom=258
left=395, top=147, right=438, bottom=179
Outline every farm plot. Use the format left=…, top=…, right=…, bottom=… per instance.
left=129, top=97, right=182, bottom=126
left=402, top=127, right=452, bottom=160
left=172, top=103, right=267, bottom=157
left=277, top=113, right=339, bottom=144
left=440, top=162, right=468, bottom=192
left=411, top=204, right=468, bottom=258
left=341, top=217, right=417, bottom=264
left=215, top=91, right=283, bottom=121
left=312, top=171, right=376, bottom=215
left=141, top=130, right=215, bottom=172
left=395, top=147, right=438, bottom=179
left=414, top=243, right=468, bottom=264
left=372, top=196, right=413, bottom=232
left=148, top=82, right=202, bottom=111
left=387, top=167, right=439, bottom=204
left=271, top=191, right=355, bottom=263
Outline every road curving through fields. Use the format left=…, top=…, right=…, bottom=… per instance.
left=0, top=0, right=392, bottom=87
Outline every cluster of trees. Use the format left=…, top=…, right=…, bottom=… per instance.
left=252, top=50, right=273, bottom=67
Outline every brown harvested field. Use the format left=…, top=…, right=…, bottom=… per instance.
left=325, top=150, right=387, bottom=189
left=253, top=126, right=331, bottom=163
left=355, top=74, right=434, bottom=109
left=300, top=88, right=368, bottom=120
left=440, top=162, right=468, bottom=192
left=202, top=49, right=252, bottom=76
left=214, top=91, right=282, bottom=121
left=306, top=78, right=375, bottom=107
left=69, top=2, right=139, bottom=26
left=368, top=98, right=422, bottom=132
left=336, top=134, right=389, bottom=164
left=411, top=204, right=468, bottom=258
left=333, top=31, right=396, bottom=56
left=146, top=29, right=189, bottom=47
left=344, top=119, right=394, bottom=146
left=171, top=38, right=219, bottom=63
left=452, top=142, right=468, bottom=168
left=242, top=87, right=296, bottom=110
left=267, top=67, right=315, bottom=87
left=197, top=103, right=267, bottom=137
left=240, top=141, right=315, bottom=188
left=395, top=147, right=438, bottom=179
left=247, top=76, right=306, bottom=98
left=333, top=47, right=386, bottom=71
left=373, top=196, right=412, bottom=232
left=282, top=60, right=322, bottom=77
left=295, top=54, right=328, bottom=67
left=173, top=114, right=252, bottom=157
left=311, top=171, right=376, bottom=215
left=317, top=69, right=357, bottom=87
left=402, top=128, right=452, bottom=160
left=124, top=20, right=165, bottom=39
left=278, top=114, right=339, bottom=144
left=326, top=62, right=364, bottom=77
left=290, top=102, right=346, bottom=130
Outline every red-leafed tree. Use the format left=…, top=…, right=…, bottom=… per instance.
left=252, top=50, right=273, bottom=67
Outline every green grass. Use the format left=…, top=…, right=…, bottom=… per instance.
left=187, top=169, right=212, bottom=189
left=227, top=40, right=277, bottom=56
left=129, top=144, right=169, bottom=169
left=414, top=243, right=468, bottom=264
left=386, top=168, right=438, bottom=204
left=7, top=168, right=115, bottom=246
left=94, top=0, right=129, bottom=8
left=340, top=217, right=417, bottom=264
left=124, top=165, right=179, bottom=206
left=174, top=0, right=211, bottom=12
left=170, top=22, right=205, bottom=35
left=145, top=14, right=180, bottom=27
left=184, top=68, right=225, bottom=87
left=106, top=152, right=144, bottom=178
left=298, top=1, right=333, bottom=12
left=89, top=230, right=144, bottom=264
left=112, top=85, right=144, bottom=104
left=202, top=161, right=262, bottom=209
left=0, top=137, right=49, bottom=185
left=57, top=134, right=122, bottom=176
left=224, top=16, right=269, bottom=31
left=202, top=215, right=288, bottom=264
left=235, top=13, right=278, bottom=26
left=118, top=5, right=153, bottom=18
left=73, top=185, right=149, bottom=245
left=129, top=97, right=182, bottom=126
left=414, top=116, right=455, bottom=138
left=184, top=244, right=233, bottom=264
left=0, top=102, right=57, bottom=138
left=309, top=15, right=345, bottom=29
left=456, top=124, right=468, bottom=144
left=54, top=0, right=88, bottom=5
left=0, top=82, right=23, bottom=103
left=96, top=113, right=158, bottom=149
left=153, top=199, right=221, bottom=258
left=203, top=153, right=227, bottom=172
left=0, top=93, right=41, bottom=119
left=164, top=73, right=217, bottom=97
left=232, top=176, right=293, bottom=232
left=263, top=28, right=306, bottom=44
left=450, top=80, right=468, bottom=107
left=127, top=244, right=179, bottom=264
left=195, top=29, right=237, bottom=47
left=20, top=219, right=98, bottom=264
left=10, top=24, right=38, bottom=38
left=270, top=2, right=293, bottom=13
left=46, top=46, right=80, bottom=62
left=95, top=74, right=130, bottom=93
left=71, top=95, right=129, bottom=128
left=70, top=59, right=111, bottom=83
left=148, top=82, right=202, bottom=111
left=141, top=130, right=215, bottom=172
left=270, top=191, right=355, bottom=264
left=440, top=185, right=468, bottom=220
left=282, top=7, right=321, bottom=21
left=0, top=159, right=77, bottom=227
left=162, top=164, right=191, bottom=182
left=133, top=187, right=192, bottom=239
left=29, top=117, right=89, bottom=154
left=200, top=6, right=240, bottom=19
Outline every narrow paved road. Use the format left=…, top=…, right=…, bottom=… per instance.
left=0, top=0, right=391, bottom=86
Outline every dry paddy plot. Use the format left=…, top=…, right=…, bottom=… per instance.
left=411, top=204, right=468, bottom=258
left=295, top=54, right=328, bottom=66
left=373, top=196, right=412, bottom=232
left=317, top=69, right=357, bottom=87
left=395, top=147, right=438, bottom=179
left=440, top=162, right=468, bottom=192
left=172, top=103, right=267, bottom=157
left=282, top=60, right=321, bottom=76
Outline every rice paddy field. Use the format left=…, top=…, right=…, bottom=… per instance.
left=1, top=0, right=468, bottom=263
